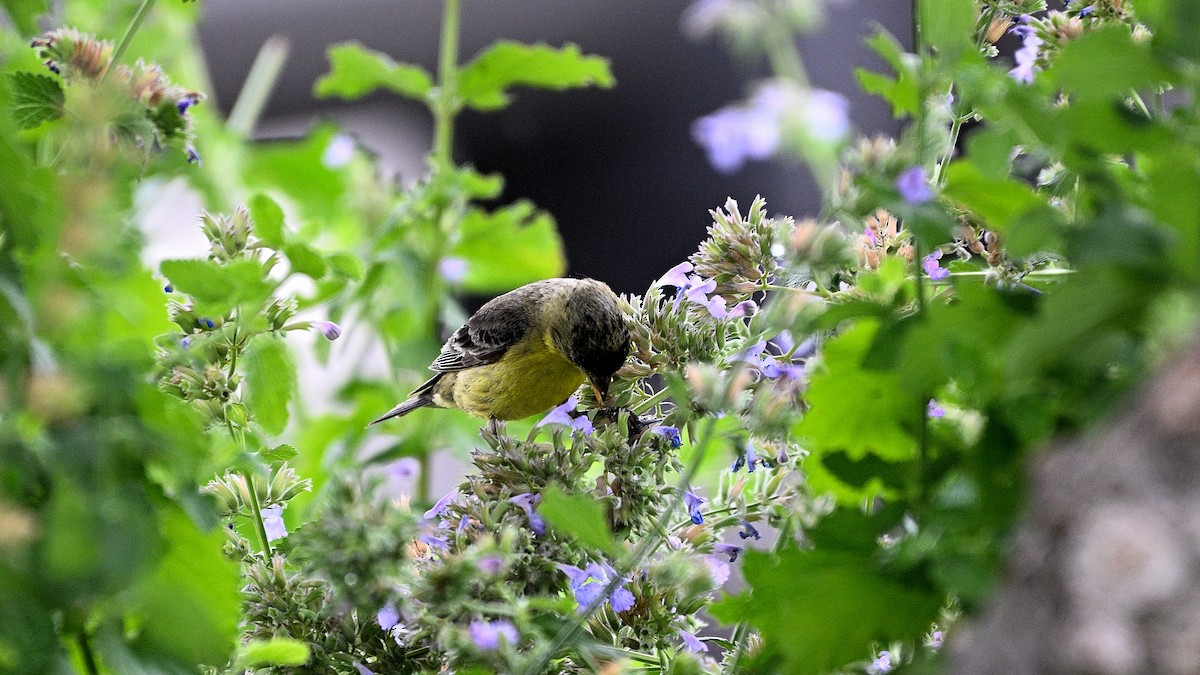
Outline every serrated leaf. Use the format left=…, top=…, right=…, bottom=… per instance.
left=449, top=201, right=566, bottom=293
left=326, top=252, right=364, bottom=281
left=709, top=548, right=941, bottom=673
left=247, top=193, right=285, bottom=247
left=1, top=0, right=49, bottom=35
left=315, top=42, right=433, bottom=101
left=9, top=72, right=64, bottom=130
left=159, top=258, right=273, bottom=314
left=283, top=242, right=326, bottom=280
left=458, top=41, right=614, bottom=111
left=539, top=484, right=620, bottom=556
left=243, top=338, right=295, bottom=436
left=240, top=638, right=311, bottom=668
left=260, top=443, right=298, bottom=463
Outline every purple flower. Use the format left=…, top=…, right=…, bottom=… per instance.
left=930, top=630, right=944, bottom=649
left=312, top=320, right=342, bottom=341
left=704, top=554, right=731, bottom=585
left=438, top=257, right=468, bottom=283
left=163, top=283, right=174, bottom=293
left=478, top=555, right=505, bottom=575
left=715, top=543, right=742, bottom=562
left=387, top=457, right=421, bottom=480
left=923, top=250, right=950, bottom=281
left=423, top=489, right=458, bottom=520
left=897, top=166, right=934, bottom=205
left=201, top=318, right=215, bottom=329
left=709, top=299, right=757, bottom=320
left=180, top=336, right=191, bottom=349
left=683, top=488, right=706, bottom=525
left=186, top=146, right=201, bottom=164
left=1009, top=16, right=1043, bottom=83
left=656, top=262, right=740, bottom=319
left=377, top=603, right=400, bottom=630
left=469, top=619, right=518, bottom=650
left=650, top=425, right=682, bottom=448
left=730, top=341, right=804, bottom=381
left=927, top=399, right=945, bottom=418
left=538, top=396, right=594, bottom=434
left=864, top=226, right=878, bottom=247
left=457, top=515, right=470, bottom=533
left=657, top=261, right=695, bottom=289
left=418, top=534, right=448, bottom=550
left=557, top=563, right=634, bottom=613
left=509, top=493, right=545, bottom=535
left=869, top=650, right=893, bottom=674
left=693, top=104, right=780, bottom=174
left=733, top=443, right=760, bottom=473
left=353, top=662, right=375, bottom=675
left=260, top=505, right=287, bottom=541
left=322, top=133, right=354, bottom=168
left=738, top=520, right=761, bottom=540
left=678, top=629, right=708, bottom=653
left=176, top=94, right=200, bottom=115
left=802, top=88, right=851, bottom=141
left=776, top=446, right=789, bottom=464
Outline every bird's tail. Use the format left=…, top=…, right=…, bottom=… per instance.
left=368, top=395, right=433, bottom=426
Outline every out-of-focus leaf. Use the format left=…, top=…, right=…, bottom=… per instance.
left=159, top=258, right=273, bottom=314
left=0, top=0, right=49, bottom=35
left=125, top=508, right=241, bottom=668
left=239, top=638, right=311, bottom=668
left=539, top=484, right=620, bottom=556
left=458, top=42, right=613, bottom=110
left=1048, top=27, right=1173, bottom=101
left=856, top=31, right=919, bottom=117
left=919, top=0, right=975, bottom=57
left=326, top=252, right=364, bottom=281
left=284, top=242, right=327, bottom=280
left=314, top=42, right=433, bottom=101
left=244, top=125, right=347, bottom=222
left=449, top=201, right=566, bottom=293
left=8, top=72, right=63, bottom=129
left=942, top=160, right=1049, bottom=232
left=243, top=337, right=296, bottom=436
left=247, top=193, right=285, bottom=247
left=709, top=548, right=941, bottom=673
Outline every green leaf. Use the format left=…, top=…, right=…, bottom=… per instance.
left=240, top=638, right=311, bottom=668
left=0, top=0, right=49, bottom=35
left=244, top=125, right=347, bottom=222
left=247, top=193, right=285, bottom=247
left=8, top=72, right=64, bottom=130
left=125, top=507, right=241, bottom=668
left=449, top=201, right=566, bottom=293
left=1048, top=26, right=1173, bottom=101
left=314, top=42, right=433, bottom=101
left=1146, top=149, right=1200, bottom=277
left=326, top=251, right=365, bottom=281
left=709, top=548, right=942, bottom=673
left=283, top=242, right=327, bottom=280
left=458, top=42, right=614, bottom=111
left=942, top=160, right=1049, bottom=231
left=539, top=484, right=620, bottom=556
left=858, top=31, right=920, bottom=118
left=243, top=337, right=296, bottom=436
left=919, top=0, right=975, bottom=58
left=260, top=443, right=298, bottom=463
left=1141, top=0, right=1200, bottom=61
left=159, top=259, right=273, bottom=314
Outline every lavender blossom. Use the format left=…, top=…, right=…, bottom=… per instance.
left=683, top=488, right=706, bottom=525
left=469, top=619, right=518, bottom=650
left=897, top=166, right=934, bottom=205
left=312, top=320, right=342, bottom=341
left=423, top=489, right=458, bottom=520
left=260, top=505, right=287, bottom=541
left=678, top=629, right=709, bottom=653
left=509, top=493, right=545, bottom=535
left=923, top=250, right=950, bottom=281
left=1009, top=16, right=1043, bottom=83
left=538, top=396, right=594, bottom=434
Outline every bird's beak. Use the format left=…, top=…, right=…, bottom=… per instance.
left=590, top=375, right=612, bottom=406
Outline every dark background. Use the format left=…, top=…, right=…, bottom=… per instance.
left=198, top=0, right=911, bottom=295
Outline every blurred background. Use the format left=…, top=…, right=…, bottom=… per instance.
left=196, top=0, right=910, bottom=296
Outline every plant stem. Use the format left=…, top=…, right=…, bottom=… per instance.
left=227, top=36, right=291, bottom=139
left=78, top=632, right=100, bottom=675
left=432, top=0, right=462, bottom=167
left=632, top=386, right=672, bottom=415
left=244, top=470, right=273, bottom=557
left=102, top=0, right=157, bottom=82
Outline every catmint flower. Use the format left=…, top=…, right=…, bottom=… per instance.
left=478, top=554, right=505, bottom=575
left=693, top=103, right=780, bottom=174
left=377, top=603, right=400, bottom=630
left=657, top=261, right=695, bottom=290
left=322, top=133, right=355, bottom=168
left=201, top=318, right=215, bottom=329
left=802, top=88, right=851, bottom=142
left=457, top=516, right=470, bottom=533
left=683, top=488, right=706, bottom=525
left=418, top=534, right=449, bottom=550
left=715, top=543, right=742, bottom=562
left=869, top=650, right=893, bottom=674
left=163, top=283, right=174, bottom=293
left=746, top=444, right=759, bottom=473
left=923, top=250, right=950, bottom=281
left=469, top=619, right=518, bottom=650
left=312, top=320, right=342, bottom=341
left=354, top=663, right=375, bottom=675
left=864, top=226, right=878, bottom=246
left=387, top=457, right=420, bottom=480
left=776, top=446, right=789, bottom=464
left=678, top=629, right=708, bottom=653
left=738, top=520, right=761, bottom=540
left=558, top=563, right=634, bottom=613
left=656, top=262, right=740, bottom=318
left=509, top=493, right=545, bottom=535
left=709, top=299, right=758, bottom=320
left=897, top=166, right=934, bottom=205
left=1009, top=16, right=1043, bottom=83
left=424, top=489, right=458, bottom=520
left=176, top=93, right=200, bottom=115
left=650, top=425, right=682, bottom=448
left=186, top=146, right=201, bottom=164
left=930, top=630, right=944, bottom=649
left=538, top=396, right=594, bottom=434
left=180, top=336, right=191, bottom=349
left=438, top=257, right=469, bottom=283
left=705, top=555, right=731, bottom=585
left=927, top=399, right=945, bottom=418
left=260, top=505, right=287, bottom=541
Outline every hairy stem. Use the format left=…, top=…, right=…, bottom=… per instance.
left=102, top=0, right=157, bottom=82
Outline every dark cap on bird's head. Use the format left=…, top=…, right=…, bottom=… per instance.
left=550, top=278, right=630, bottom=402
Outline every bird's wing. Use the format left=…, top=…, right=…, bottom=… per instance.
left=428, top=290, right=537, bottom=372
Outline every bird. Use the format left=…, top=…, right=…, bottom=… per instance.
left=370, top=278, right=630, bottom=425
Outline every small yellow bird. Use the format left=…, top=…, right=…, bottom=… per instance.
left=370, top=278, right=630, bottom=424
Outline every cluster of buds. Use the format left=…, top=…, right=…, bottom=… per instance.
left=200, top=207, right=255, bottom=262
left=855, top=209, right=914, bottom=270
left=689, top=197, right=786, bottom=302
left=202, top=465, right=312, bottom=518
left=31, top=28, right=111, bottom=79
left=621, top=288, right=722, bottom=373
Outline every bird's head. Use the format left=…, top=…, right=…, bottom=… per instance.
left=550, top=279, right=630, bottom=405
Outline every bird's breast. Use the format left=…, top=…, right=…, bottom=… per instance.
left=448, top=338, right=585, bottom=420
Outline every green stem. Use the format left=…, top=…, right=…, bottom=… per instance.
left=432, top=0, right=462, bottom=166
left=763, top=22, right=808, bottom=87
left=631, top=386, right=672, bottom=415
left=78, top=632, right=100, bottom=675
left=244, top=470, right=273, bottom=557
left=1129, top=90, right=1152, bottom=119
left=227, top=35, right=291, bottom=139
left=102, top=0, right=157, bottom=82
left=934, top=109, right=965, bottom=185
